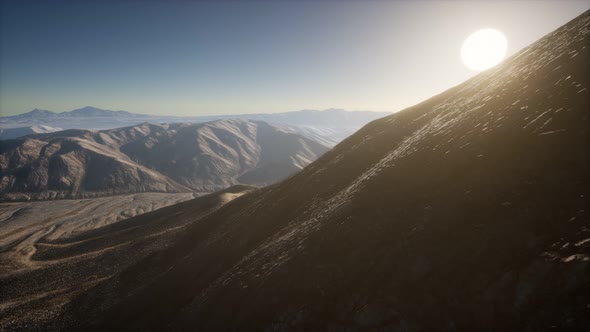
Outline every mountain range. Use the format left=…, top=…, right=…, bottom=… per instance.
left=0, top=108, right=390, bottom=147
left=0, top=10, right=589, bottom=332
left=0, top=119, right=328, bottom=201
left=1, top=106, right=144, bottom=120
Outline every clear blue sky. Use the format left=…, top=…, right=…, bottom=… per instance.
left=1, top=0, right=588, bottom=116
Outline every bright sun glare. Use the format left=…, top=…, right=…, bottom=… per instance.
left=461, top=28, right=508, bottom=71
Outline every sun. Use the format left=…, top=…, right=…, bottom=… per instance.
left=461, top=29, right=507, bottom=71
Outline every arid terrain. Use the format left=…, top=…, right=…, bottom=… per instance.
left=0, top=10, right=588, bottom=332
left=0, top=6, right=590, bottom=331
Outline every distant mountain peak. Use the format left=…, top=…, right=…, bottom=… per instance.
left=70, top=106, right=115, bottom=114
left=29, top=108, right=55, bottom=115
left=4, top=109, right=58, bottom=120
left=64, top=106, right=139, bottom=117
left=71, top=106, right=103, bottom=112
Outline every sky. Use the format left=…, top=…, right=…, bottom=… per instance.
left=1, top=0, right=589, bottom=116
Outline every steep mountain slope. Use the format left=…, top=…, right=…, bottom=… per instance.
left=0, top=119, right=328, bottom=200
left=48, top=11, right=589, bottom=331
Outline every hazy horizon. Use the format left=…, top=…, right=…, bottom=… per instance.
left=1, top=1, right=589, bottom=117
left=3, top=105, right=389, bottom=117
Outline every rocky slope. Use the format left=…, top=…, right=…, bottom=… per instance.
left=2, top=10, right=589, bottom=332
left=0, top=119, right=328, bottom=200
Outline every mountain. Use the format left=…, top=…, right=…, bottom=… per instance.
left=0, top=125, right=62, bottom=140
left=0, top=119, right=328, bottom=200
left=63, top=106, right=141, bottom=118
left=2, top=10, right=589, bottom=332
left=209, top=109, right=392, bottom=146
left=0, top=107, right=148, bottom=136
left=1, top=108, right=57, bottom=121
left=0, top=106, right=141, bottom=121
left=1, top=108, right=389, bottom=146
